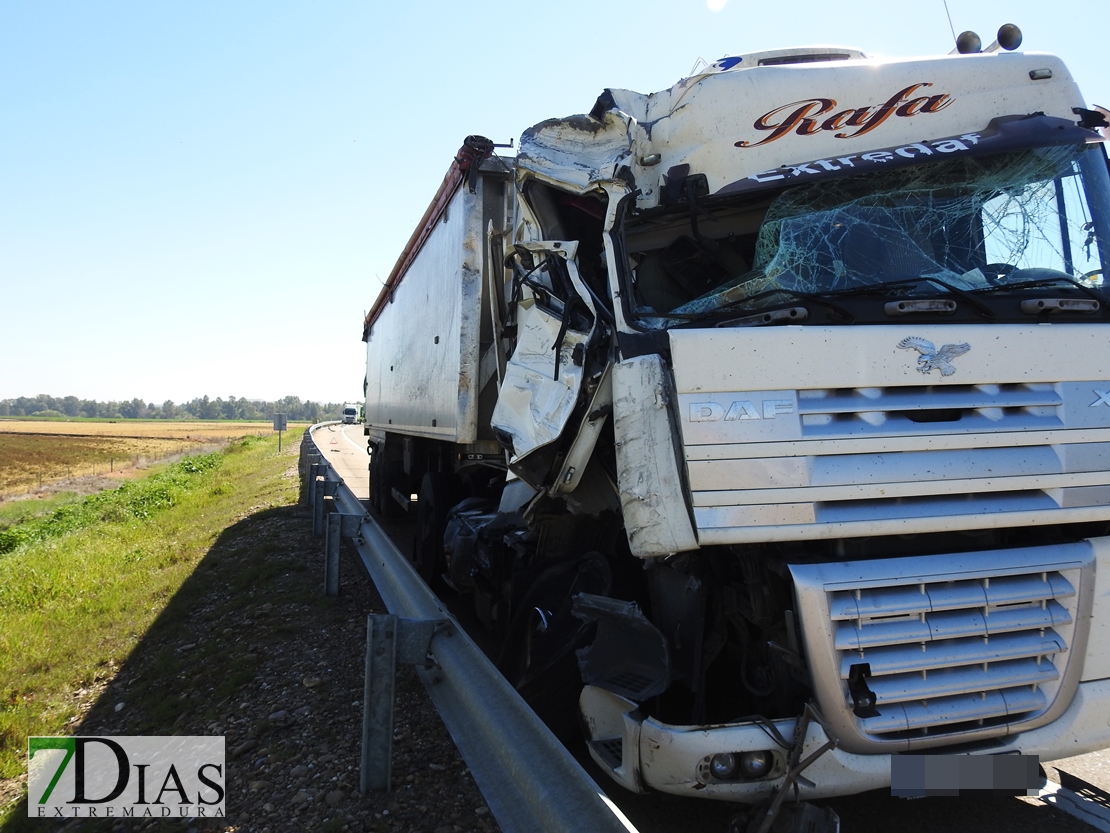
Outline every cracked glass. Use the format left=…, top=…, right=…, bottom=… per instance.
left=629, top=143, right=1110, bottom=325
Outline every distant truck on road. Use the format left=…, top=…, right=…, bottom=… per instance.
left=342, top=406, right=359, bottom=425
left=362, top=24, right=1110, bottom=831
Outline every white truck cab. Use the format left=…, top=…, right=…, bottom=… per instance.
left=363, top=28, right=1110, bottom=831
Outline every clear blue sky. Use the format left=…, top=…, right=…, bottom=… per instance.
left=2, top=0, right=1106, bottom=405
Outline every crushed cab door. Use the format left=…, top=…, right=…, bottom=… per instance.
left=491, top=241, right=598, bottom=487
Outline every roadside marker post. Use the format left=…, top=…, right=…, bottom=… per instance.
left=273, top=412, right=287, bottom=452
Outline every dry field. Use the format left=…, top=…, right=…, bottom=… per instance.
left=0, top=420, right=284, bottom=499
left=0, top=419, right=271, bottom=440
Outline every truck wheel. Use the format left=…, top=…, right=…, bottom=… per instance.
left=499, top=552, right=612, bottom=741
left=369, top=450, right=393, bottom=516
left=369, top=451, right=382, bottom=514
left=380, top=461, right=407, bottom=519
left=413, top=472, right=457, bottom=584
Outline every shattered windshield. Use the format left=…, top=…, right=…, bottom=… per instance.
left=627, top=143, right=1110, bottom=326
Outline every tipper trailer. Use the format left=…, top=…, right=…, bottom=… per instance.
left=363, top=26, right=1110, bottom=830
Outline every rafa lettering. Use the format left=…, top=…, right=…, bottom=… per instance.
left=736, top=84, right=953, bottom=148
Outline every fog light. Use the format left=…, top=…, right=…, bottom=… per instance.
left=709, top=752, right=738, bottom=779
left=739, top=750, right=774, bottom=778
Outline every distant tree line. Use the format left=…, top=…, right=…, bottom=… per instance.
left=0, top=394, right=347, bottom=422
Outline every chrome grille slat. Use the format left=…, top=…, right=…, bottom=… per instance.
left=796, top=383, right=1066, bottom=440
left=860, top=687, right=1047, bottom=734
left=797, top=384, right=1061, bottom=415
left=864, top=657, right=1059, bottom=703
left=834, top=599, right=1073, bottom=650
left=838, top=630, right=1067, bottom=677
left=829, top=573, right=1074, bottom=620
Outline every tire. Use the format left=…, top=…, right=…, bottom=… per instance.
left=412, top=472, right=458, bottom=584
left=498, top=552, right=612, bottom=741
left=379, top=461, right=407, bottom=519
left=369, top=449, right=382, bottom=514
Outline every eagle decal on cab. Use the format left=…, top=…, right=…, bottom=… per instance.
left=898, top=337, right=971, bottom=376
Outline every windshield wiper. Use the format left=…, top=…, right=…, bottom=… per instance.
left=714, top=306, right=810, bottom=328
left=972, top=275, right=1110, bottom=308
left=687, top=287, right=855, bottom=324
left=677, top=275, right=1008, bottom=326
left=911, top=277, right=997, bottom=321
left=822, top=277, right=996, bottom=321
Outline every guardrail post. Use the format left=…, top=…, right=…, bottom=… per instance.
left=313, top=477, right=337, bottom=537
left=325, top=513, right=342, bottom=596
left=312, top=471, right=325, bottom=536
left=361, top=614, right=441, bottom=794
left=325, top=513, right=363, bottom=596
left=308, top=462, right=320, bottom=507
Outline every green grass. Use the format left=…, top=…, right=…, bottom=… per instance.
left=0, top=434, right=301, bottom=806
left=0, top=493, right=82, bottom=529
left=0, top=452, right=222, bottom=558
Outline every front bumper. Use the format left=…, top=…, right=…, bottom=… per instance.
left=580, top=677, right=1110, bottom=802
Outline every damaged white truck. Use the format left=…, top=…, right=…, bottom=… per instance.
left=363, top=26, right=1110, bottom=828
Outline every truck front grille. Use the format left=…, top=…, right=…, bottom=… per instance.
left=797, top=382, right=1061, bottom=437
left=684, top=378, right=1110, bottom=544
left=790, top=543, right=1094, bottom=753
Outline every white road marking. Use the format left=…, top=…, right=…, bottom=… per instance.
left=1035, top=779, right=1110, bottom=832
left=339, top=425, right=370, bottom=456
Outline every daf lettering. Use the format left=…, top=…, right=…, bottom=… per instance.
left=690, top=400, right=796, bottom=422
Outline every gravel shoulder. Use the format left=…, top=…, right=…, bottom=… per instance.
left=1, top=442, right=498, bottom=833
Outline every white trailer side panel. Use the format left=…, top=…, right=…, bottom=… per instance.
left=365, top=181, right=486, bottom=443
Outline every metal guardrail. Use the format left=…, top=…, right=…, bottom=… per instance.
left=300, top=425, right=639, bottom=833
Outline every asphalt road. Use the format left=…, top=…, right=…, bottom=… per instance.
left=314, top=422, right=371, bottom=500
left=322, top=422, right=1110, bottom=833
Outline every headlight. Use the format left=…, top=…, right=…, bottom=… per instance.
left=739, top=750, right=774, bottom=778
left=709, top=752, right=739, bottom=780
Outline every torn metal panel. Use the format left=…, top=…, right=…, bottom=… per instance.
left=551, top=364, right=613, bottom=495
left=491, top=242, right=598, bottom=482
left=490, top=291, right=588, bottom=463
left=516, top=109, right=638, bottom=193
left=612, top=354, right=698, bottom=557
left=573, top=593, right=671, bottom=701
